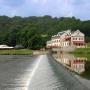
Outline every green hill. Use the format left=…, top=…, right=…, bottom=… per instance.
left=0, top=15, right=90, bottom=49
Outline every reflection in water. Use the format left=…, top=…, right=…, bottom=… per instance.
left=53, top=52, right=87, bottom=74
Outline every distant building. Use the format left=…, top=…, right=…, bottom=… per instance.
left=46, top=30, right=85, bottom=48
left=14, top=45, right=24, bottom=49
left=0, top=45, right=14, bottom=49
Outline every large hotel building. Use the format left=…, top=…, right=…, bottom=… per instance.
left=46, top=30, right=85, bottom=49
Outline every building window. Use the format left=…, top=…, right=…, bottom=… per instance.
left=81, top=38, right=83, bottom=40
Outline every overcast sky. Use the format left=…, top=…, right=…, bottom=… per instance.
left=0, top=0, right=90, bottom=20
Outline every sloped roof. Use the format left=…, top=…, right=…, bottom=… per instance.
left=58, top=31, right=65, bottom=35
left=57, top=30, right=71, bottom=36
left=71, top=30, right=84, bottom=36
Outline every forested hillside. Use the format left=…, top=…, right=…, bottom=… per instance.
left=0, top=15, right=90, bottom=49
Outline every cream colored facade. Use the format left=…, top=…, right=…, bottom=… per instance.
left=46, top=30, right=85, bottom=48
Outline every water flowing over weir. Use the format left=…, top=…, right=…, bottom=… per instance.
left=0, top=55, right=89, bottom=90
left=28, top=55, right=89, bottom=90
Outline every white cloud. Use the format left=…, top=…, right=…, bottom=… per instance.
left=0, top=0, right=90, bottom=20
left=32, top=0, right=48, bottom=4
left=10, top=10, right=17, bottom=17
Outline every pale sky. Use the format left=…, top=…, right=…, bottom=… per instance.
left=0, top=0, right=90, bottom=20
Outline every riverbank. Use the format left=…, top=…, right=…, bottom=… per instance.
left=69, top=46, right=90, bottom=79
left=70, top=48, right=90, bottom=54
left=0, top=49, right=33, bottom=55
left=70, top=43, right=90, bottom=54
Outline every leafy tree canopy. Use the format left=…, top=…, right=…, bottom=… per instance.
left=0, top=15, right=90, bottom=49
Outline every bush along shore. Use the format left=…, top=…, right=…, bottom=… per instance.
left=0, top=49, right=33, bottom=55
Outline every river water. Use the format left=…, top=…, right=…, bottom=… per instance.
left=0, top=55, right=89, bottom=90
left=52, top=52, right=90, bottom=89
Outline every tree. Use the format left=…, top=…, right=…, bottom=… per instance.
left=0, top=15, right=89, bottom=49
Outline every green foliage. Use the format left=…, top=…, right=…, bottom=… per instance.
left=71, top=46, right=90, bottom=61
left=0, top=49, right=33, bottom=55
left=0, top=15, right=90, bottom=49
left=71, top=46, right=90, bottom=79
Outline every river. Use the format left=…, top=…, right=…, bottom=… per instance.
left=0, top=55, right=89, bottom=90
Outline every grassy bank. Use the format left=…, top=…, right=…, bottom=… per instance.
left=71, top=48, right=90, bottom=55
left=80, top=60, right=90, bottom=79
left=70, top=43, right=90, bottom=54
left=70, top=45, right=90, bottom=61
left=70, top=44, right=90, bottom=79
left=0, top=49, right=33, bottom=55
